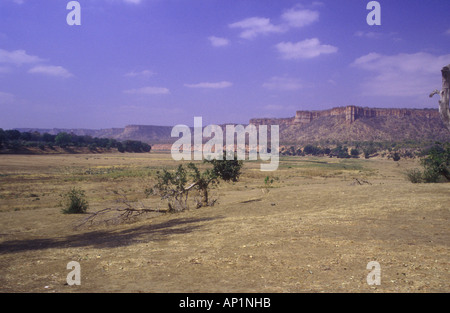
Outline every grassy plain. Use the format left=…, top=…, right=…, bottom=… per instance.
left=0, top=153, right=448, bottom=292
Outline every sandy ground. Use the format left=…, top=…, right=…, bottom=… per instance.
left=0, top=153, right=448, bottom=293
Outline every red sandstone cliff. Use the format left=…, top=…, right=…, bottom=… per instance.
left=250, top=106, right=441, bottom=126
left=250, top=106, right=449, bottom=144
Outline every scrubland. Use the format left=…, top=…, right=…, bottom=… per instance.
left=0, top=153, right=448, bottom=292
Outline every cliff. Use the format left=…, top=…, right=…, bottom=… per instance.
left=250, top=106, right=441, bottom=126
left=250, top=106, right=449, bottom=144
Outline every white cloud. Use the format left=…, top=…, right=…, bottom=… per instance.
left=276, top=38, right=338, bottom=59
left=28, top=65, right=73, bottom=78
left=0, top=49, right=43, bottom=65
left=351, top=52, right=450, bottom=97
left=281, top=8, right=319, bottom=28
left=229, top=6, right=320, bottom=40
left=208, top=36, right=230, bottom=47
left=124, top=69, right=154, bottom=77
left=123, top=0, right=142, bottom=4
left=354, top=31, right=382, bottom=39
left=354, top=31, right=401, bottom=42
left=446, top=29, right=450, bottom=35
left=13, top=0, right=24, bottom=4
left=229, top=17, right=285, bottom=39
left=184, top=81, right=232, bottom=89
left=123, top=86, right=170, bottom=95
left=263, top=76, right=303, bottom=91
left=311, top=1, right=325, bottom=7
left=0, top=91, right=14, bottom=104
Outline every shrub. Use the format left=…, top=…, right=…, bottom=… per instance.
left=392, top=152, right=401, bottom=161
left=406, top=169, right=423, bottom=183
left=60, top=187, right=89, bottom=214
left=350, top=148, right=360, bottom=158
left=422, top=167, right=442, bottom=183
left=420, top=142, right=450, bottom=181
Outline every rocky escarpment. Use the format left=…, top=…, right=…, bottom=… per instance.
left=250, top=106, right=441, bottom=126
left=250, top=105, right=449, bottom=144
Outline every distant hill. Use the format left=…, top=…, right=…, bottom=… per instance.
left=16, top=106, right=450, bottom=146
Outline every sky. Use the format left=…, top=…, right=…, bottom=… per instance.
left=0, top=0, right=449, bottom=129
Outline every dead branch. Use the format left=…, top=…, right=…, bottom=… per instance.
left=74, top=189, right=166, bottom=229
left=74, top=206, right=166, bottom=229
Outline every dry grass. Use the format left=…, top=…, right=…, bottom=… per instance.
left=0, top=153, right=448, bottom=292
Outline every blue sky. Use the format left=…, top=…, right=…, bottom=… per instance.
left=0, top=0, right=449, bottom=129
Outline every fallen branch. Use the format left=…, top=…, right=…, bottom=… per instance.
left=74, top=189, right=166, bottom=229
left=74, top=206, right=166, bottom=229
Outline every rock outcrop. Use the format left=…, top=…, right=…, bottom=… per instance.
left=250, top=105, right=441, bottom=126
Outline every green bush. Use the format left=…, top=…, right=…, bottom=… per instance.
left=422, top=167, right=442, bottom=183
left=420, top=142, right=450, bottom=181
left=350, top=148, right=360, bottom=158
left=392, top=152, right=401, bottom=161
left=60, top=187, right=89, bottom=214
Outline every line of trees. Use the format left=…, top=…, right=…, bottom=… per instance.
left=281, top=144, right=360, bottom=159
left=280, top=141, right=427, bottom=159
left=0, top=129, right=151, bottom=153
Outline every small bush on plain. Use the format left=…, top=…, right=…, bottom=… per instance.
left=60, top=187, right=89, bottom=214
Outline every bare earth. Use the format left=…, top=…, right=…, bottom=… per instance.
left=0, top=153, right=448, bottom=293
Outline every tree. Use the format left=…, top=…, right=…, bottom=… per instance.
left=42, top=133, right=55, bottom=143
left=303, top=144, right=323, bottom=156
left=406, top=142, right=450, bottom=183
left=5, top=130, right=20, bottom=141
left=350, top=148, right=360, bottom=158
left=332, top=145, right=350, bottom=158
left=55, top=132, right=72, bottom=147
left=117, top=142, right=125, bottom=153
left=429, top=64, right=450, bottom=131
left=0, top=128, right=5, bottom=148
left=363, top=142, right=377, bottom=159
left=421, top=142, right=450, bottom=181
left=142, top=143, right=151, bottom=152
left=20, top=132, right=32, bottom=141
left=148, top=153, right=243, bottom=212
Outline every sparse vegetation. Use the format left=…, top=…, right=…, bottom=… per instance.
left=406, top=168, right=425, bottom=183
